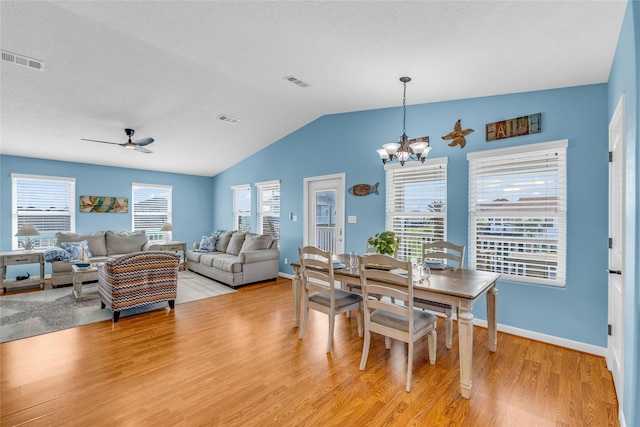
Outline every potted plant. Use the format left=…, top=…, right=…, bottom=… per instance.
left=367, top=231, right=400, bottom=256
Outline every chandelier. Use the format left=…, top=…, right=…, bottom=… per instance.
left=377, top=77, right=431, bottom=166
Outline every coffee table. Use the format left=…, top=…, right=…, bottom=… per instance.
left=72, top=264, right=99, bottom=300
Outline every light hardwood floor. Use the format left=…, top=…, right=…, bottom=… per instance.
left=1, top=277, right=618, bottom=426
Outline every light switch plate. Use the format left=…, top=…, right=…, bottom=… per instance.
left=348, top=216, right=357, bottom=223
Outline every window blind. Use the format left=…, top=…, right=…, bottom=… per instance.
left=12, top=173, right=76, bottom=249
left=256, top=180, right=280, bottom=242
left=385, top=159, right=447, bottom=261
left=232, top=184, right=252, bottom=232
left=132, top=183, right=172, bottom=241
left=468, top=140, right=567, bottom=286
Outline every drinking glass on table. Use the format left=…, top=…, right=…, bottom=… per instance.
left=349, top=251, right=358, bottom=268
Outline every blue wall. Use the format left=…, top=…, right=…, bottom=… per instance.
left=607, top=1, right=640, bottom=425
left=212, top=84, right=610, bottom=349
left=0, top=155, right=213, bottom=276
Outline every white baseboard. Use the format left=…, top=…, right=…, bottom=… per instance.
left=473, top=318, right=608, bottom=357
left=279, top=272, right=293, bottom=280
left=279, top=271, right=608, bottom=358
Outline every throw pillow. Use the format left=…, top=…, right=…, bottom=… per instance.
left=240, top=234, right=271, bottom=252
left=198, top=235, right=217, bottom=252
left=226, top=232, right=246, bottom=255
left=61, top=240, right=93, bottom=260
left=215, top=231, right=233, bottom=252
left=43, top=247, right=71, bottom=263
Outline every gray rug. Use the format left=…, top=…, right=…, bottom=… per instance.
left=0, top=271, right=236, bottom=343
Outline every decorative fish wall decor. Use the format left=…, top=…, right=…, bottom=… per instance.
left=348, top=182, right=379, bottom=196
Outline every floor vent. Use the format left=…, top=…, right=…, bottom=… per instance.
left=1, top=50, right=44, bottom=71
left=283, top=75, right=310, bottom=88
left=217, top=114, right=239, bottom=124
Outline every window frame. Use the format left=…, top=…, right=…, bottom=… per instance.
left=384, top=158, right=448, bottom=262
left=256, top=180, right=280, bottom=242
left=467, top=139, right=567, bottom=286
left=232, top=184, right=252, bottom=232
left=131, top=182, right=172, bottom=242
left=11, top=173, right=76, bottom=250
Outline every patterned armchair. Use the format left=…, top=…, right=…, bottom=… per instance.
left=98, top=251, right=179, bottom=322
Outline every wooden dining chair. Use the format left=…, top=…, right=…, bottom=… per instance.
left=358, top=254, right=437, bottom=392
left=298, top=246, right=363, bottom=353
left=415, top=240, right=465, bottom=349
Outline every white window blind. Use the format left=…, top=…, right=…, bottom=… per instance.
left=132, top=183, right=172, bottom=241
left=232, top=184, right=251, bottom=232
left=468, top=140, right=567, bottom=286
left=256, top=180, right=280, bottom=242
left=385, top=158, right=447, bottom=261
left=12, top=173, right=76, bottom=250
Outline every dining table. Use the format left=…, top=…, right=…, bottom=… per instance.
left=290, top=253, right=500, bottom=399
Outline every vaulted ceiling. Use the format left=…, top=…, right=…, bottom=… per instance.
left=0, top=1, right=628, bottom=176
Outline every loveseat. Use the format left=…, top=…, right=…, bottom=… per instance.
left=49, top=230, right=149, bottom=287
left=186, top=230, right=279, bottom=288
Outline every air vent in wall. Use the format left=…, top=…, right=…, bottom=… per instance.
left=283, top=75, right=310, bottom=88
left=1, top=50, right=44, bottom=71
left=217, top=114, right=239, bottom=124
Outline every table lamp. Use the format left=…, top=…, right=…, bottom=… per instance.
left=15, top=224, right=41, bottom=251
left=161, top=223, right=173, bottom=243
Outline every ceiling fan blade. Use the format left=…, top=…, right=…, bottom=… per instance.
left=81, top=138, right=120, bottom=145
left=132, top=137, right=154, bottom=146
left=133, top=145, right=153, bottom=154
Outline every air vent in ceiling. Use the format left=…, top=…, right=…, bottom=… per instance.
left=283, top=75, right=310, bottom=88
left=1, top=50, right=44, bottom=71
left=217, top=114, right=239, bottom=124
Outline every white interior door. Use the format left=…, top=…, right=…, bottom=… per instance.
left=304, top=173, right=345, bottom=254
left=607, top=93, right=625, bottom=403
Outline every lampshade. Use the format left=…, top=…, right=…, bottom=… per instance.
left=15, top=224, right=41, bottom=237
left=161, top=223, right=173, bottom=231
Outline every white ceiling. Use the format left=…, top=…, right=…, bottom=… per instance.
left=0, top=1, right=628, bottom=177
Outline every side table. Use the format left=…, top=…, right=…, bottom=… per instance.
left=72, top=264, right=99, bottom=300
left=0, top=250, right=45, bottom=294
left=144, top=241, right=187, bottom=270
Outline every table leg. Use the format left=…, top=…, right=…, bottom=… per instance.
left=487, top=284, right=498, bottom=352
left=292, top=265, right=301, bottom=327
left=458, top=299, right=474, bottom=399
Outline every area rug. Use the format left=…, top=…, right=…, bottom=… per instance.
left=0, top=271, right=236, bottom=343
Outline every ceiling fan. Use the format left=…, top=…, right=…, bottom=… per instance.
left=81, top=128, right=154, bottom=154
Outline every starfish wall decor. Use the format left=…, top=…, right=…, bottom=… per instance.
left=442, top=119, right=474, bottom=149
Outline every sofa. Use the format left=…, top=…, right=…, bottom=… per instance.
left=186, top=230, right=279, bottom=288
left=98, top=251, right=179, bottom=322
left=49, top=230, right=150, bottom=287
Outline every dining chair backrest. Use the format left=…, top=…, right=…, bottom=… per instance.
left=422, top=240, right=465, bottom=269
left=359, top=254, right=414, bottom=326
left=298, top=246, right=335, bottom=302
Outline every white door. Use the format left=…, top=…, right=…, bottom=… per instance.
left=304, top=173, right=345, bottom=254
left=607, top=93, right=625, bottom=402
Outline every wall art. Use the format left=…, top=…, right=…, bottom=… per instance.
left=486, top=113, right=541, bottom=141
left=442, top=119, right=474, bottom=149
left=80, top=196, right=128, bottom=213
left=348, top=182, right=379, bottom=196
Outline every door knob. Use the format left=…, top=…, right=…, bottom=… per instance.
left=607, top=269, right=622, bottom=275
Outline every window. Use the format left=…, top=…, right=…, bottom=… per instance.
left=468, top=140, right=567, bottom=286
left=385, top=158, right=447, bottom=261
left=256, top=180, right=280, bottom=241
left=232, top=184, right=251, bottom=231
left=12, top=173, right=75, bottom=250
left=132, top=183, right=172, bottom=241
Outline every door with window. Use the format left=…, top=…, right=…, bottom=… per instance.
left=304, top=173, right=345, bottom=254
